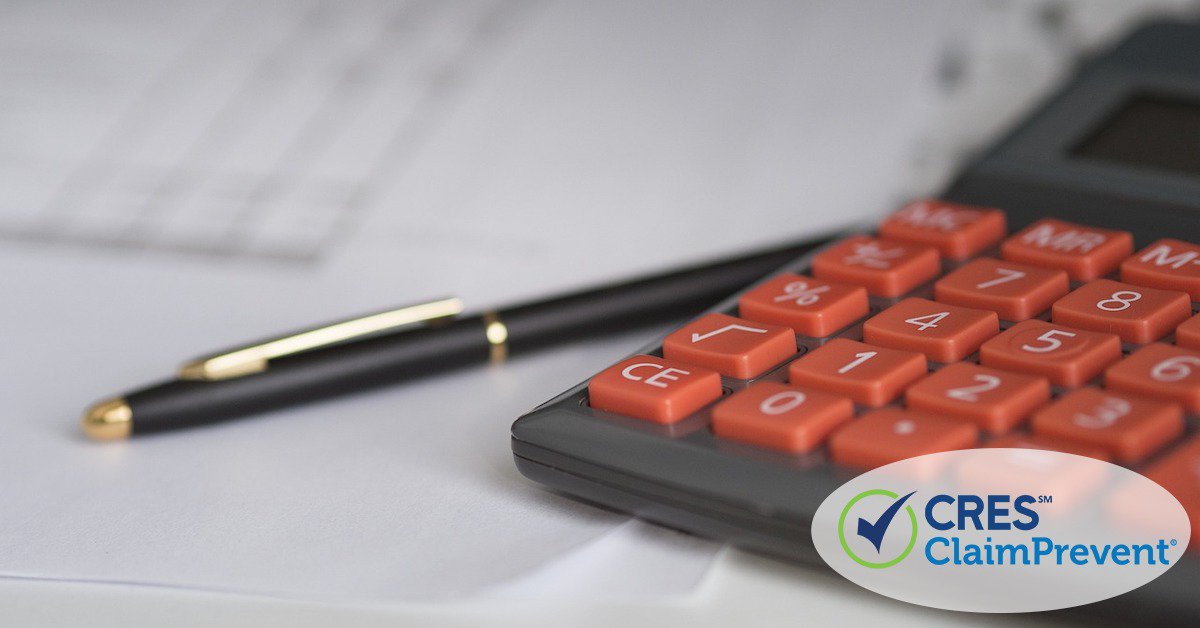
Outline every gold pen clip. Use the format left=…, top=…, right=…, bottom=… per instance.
left=178, top=297, right=465, bottom=381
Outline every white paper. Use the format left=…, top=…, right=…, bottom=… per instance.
left=0, top=0, right=962, bottom=603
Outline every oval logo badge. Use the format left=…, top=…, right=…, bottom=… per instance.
left=811, top=448, right=1191, bottom=613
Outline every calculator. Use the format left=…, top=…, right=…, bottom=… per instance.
left=511, top=20, right=1200, bottom=623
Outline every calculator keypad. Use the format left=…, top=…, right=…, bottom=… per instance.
left=582, top=200, right=1200, bottom=533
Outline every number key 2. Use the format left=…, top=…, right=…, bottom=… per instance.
left=978, top=319, right=1121, bottom=387
left=1051, top=279, right=1190, bottom=344
left=862, top=297, right=998, bottom=362
left=905, top=362, right=1049, bottom=434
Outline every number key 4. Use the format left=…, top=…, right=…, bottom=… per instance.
left=862, top=297, right=998, bottom=362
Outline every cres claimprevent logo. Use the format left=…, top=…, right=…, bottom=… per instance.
left=838, top=489, right=918, bottom=569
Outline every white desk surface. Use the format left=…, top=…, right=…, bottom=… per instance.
left=0, top=550, right=1057, bottom=628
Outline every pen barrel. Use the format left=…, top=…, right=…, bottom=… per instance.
left=499, top=243, right=811, bottom=352
left=125, top=317, right=491, bottom=434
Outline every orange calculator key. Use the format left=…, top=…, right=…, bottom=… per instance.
left=978, top=319, right=1121, bottom=387
left=934, top=258, right=1069, bottom=321
left=1051, top=279, right=1190, bottom=344
left=662, top=313, right=795, bottom=379
left=1106, top=344, right=1200, bottom=413
left=811, top=236, right=940, bottom=297
left=787, top=338, right=926, bottom=407
left=828, top=408, right=978, bottom=470
left=737, top=273, right=868, bottom=338
left=985, top=433, right=1111, bottom=462
left=711, top=382, right=853, bottom=453
left=1001, top=218, right=1133, bottom=281
left=1175, top=314, right=1200, bottom=350
left=588, top=355, right=723, bottom=424
left=1139, top=438, right=1200, bottom=545
left=1030, top=388, right=1184, bottom=464
left=862, top=297, right=998, bottom=362
left=1121, top=238, right=1200, bottom=299
left=905, top=363, right=1049, bottom=434
left=878, top=199, right=1007, bottom=260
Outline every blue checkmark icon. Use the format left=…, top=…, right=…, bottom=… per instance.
left=856, top=490, right=916, bottom=553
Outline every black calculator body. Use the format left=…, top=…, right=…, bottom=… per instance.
left=511, top=20, right=1200, bottom=624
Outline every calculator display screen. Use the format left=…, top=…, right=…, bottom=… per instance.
left=1071, top=95, right=1200, bottom=177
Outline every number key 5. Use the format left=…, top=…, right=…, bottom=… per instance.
left=979, top=319, right=1121, bottom=387
left=1106, top=343, right=1200, bottom=413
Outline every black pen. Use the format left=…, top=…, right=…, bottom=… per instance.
left=82, top=235, right=831, bottom=440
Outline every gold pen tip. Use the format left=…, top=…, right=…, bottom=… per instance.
left=81, top=397, right=132, bottom=441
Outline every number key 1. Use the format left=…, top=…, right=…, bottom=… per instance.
left=787, top=338, right=926, bottom=407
